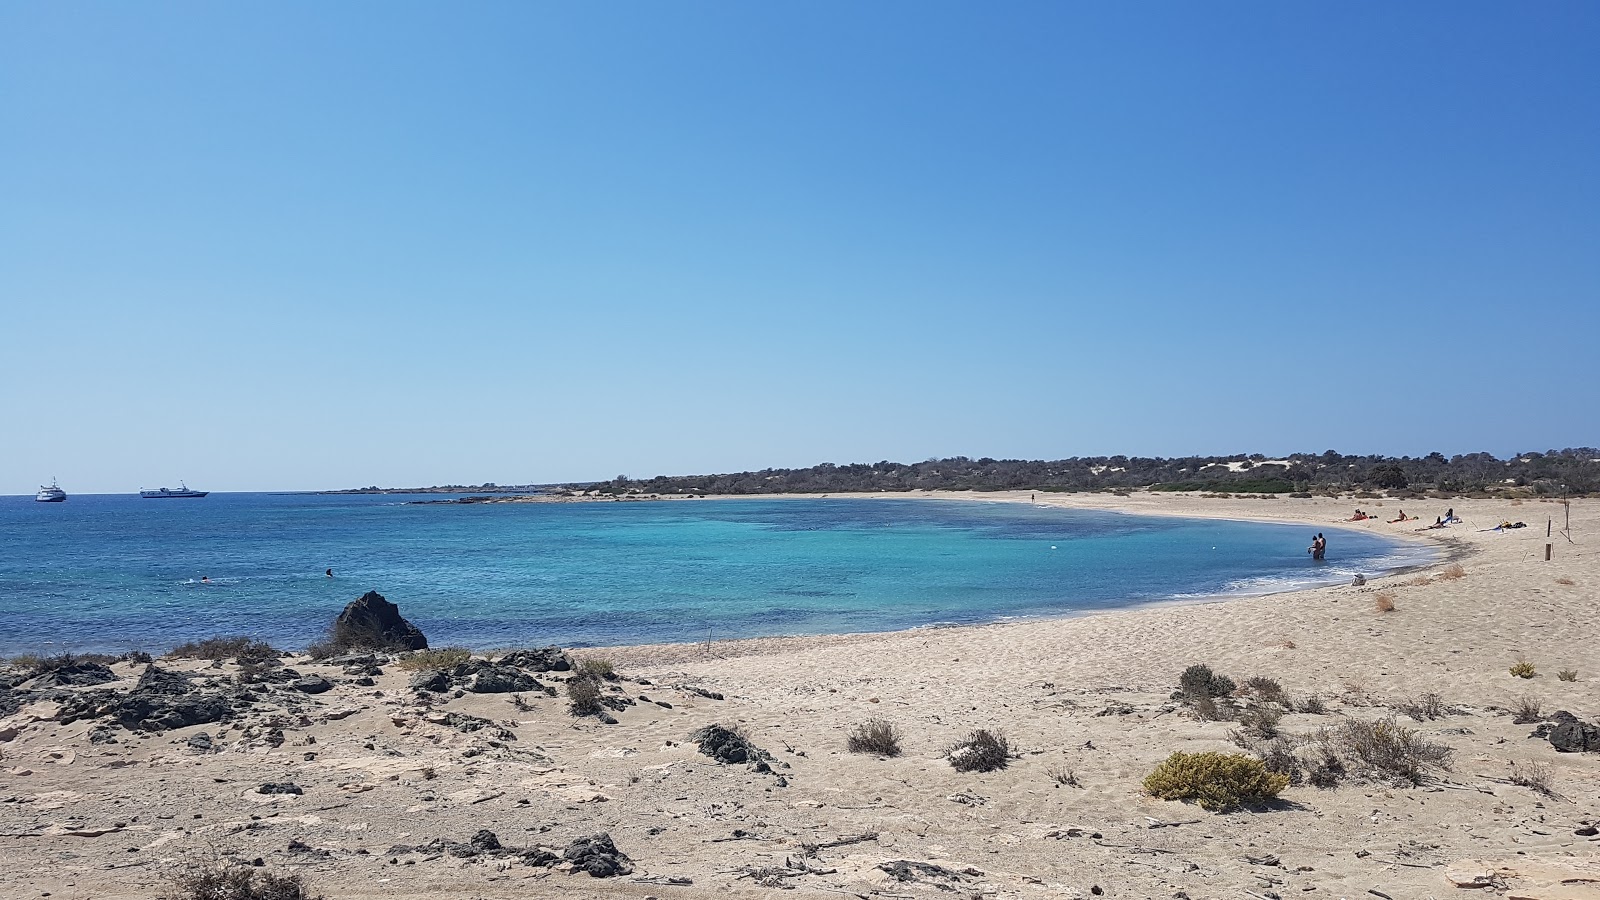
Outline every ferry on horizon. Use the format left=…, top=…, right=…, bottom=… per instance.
left=35, top=479, right=67, bottom=502
left=140, top=482, right=209, bottom=499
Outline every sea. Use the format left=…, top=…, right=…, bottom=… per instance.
left=0, top=493, right=1434, bottom=656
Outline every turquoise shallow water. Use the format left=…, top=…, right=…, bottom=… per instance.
left=0, top=494, right=1432, bottom=655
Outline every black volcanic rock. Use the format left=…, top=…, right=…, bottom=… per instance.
left=331, top=591, right=428, bottom=652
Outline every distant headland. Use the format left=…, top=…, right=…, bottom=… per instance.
left=333, top=448, right=1599, bottom=501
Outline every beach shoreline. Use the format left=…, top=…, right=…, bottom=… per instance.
left=2, top=493, right=1595, bottom=899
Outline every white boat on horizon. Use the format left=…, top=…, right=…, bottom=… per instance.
left=35, top=479, right=67, bottom=502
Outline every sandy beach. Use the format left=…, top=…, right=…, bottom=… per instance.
left=2, top=492, right=1596, bottom=900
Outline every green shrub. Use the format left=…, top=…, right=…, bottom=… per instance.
left=846, top=718, right=902, bottom=756
left=1510, top=660, right=1536, bottom=679
left=394, top=647, right=471, bottom=672
left=1142, top=751, right=1288, bottom=811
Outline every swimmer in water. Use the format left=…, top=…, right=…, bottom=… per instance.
left=326, top=568, right=333, bottom=578
left=201, top=575, right=210, bottom=584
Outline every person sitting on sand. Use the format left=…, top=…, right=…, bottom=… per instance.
left=1348, top=509, right=1369, bottom=521
left=1388, top=510, right=1409, bottom=523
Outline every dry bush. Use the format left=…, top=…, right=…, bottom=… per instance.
left=1277, top=639, right=1297, bottom=649
left=1295, top=694, right=1328, bottom=715
left=1374, top=592, right=1396, bottom=613
left=846, top=718, right=903, bottom=756
left=168, top=636, right=279, bottom=664
left=1236, top=704, right=1283, bottom=739
left=944, top=729, right=1010, bottom=772
left=1510, top=660, right=1536, bottom=679
left=566, top=676, right=603, bottom=716
left=1401, top=574, right=1433, bottom=587
left=1255, top=737, right=1304, bottom=784
left=1178, top=664, right=1236, bottom=700
left=1191, top=695, right=1235, bottom=722
left=1333, top=716, right=1453, bottom=785
left=1555, top=577, right=1575, bottom=586
left=1557, top=669, right=1578, bottom=682
left=1244, top=676, right=1285, bottom=703
left=508, top=693, right=535, bottom=712
left=1508, top=760, right=1555, bottom=796
left=1142, top=751, right=1288, bottom=811
left=163, top=864, right=323, bottom=900
left=1394, top=692, right=1449, bottom=722
left=395, top=647, right=471, bottom=672
left=1439, top=564, right=1466, bottom=580
left=1511, top=696, right=1543, bottom=724
left=1046, top=765, right=1079, bottom=787
left=577, top=657, right=614, bottom=677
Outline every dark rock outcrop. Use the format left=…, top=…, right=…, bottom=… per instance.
left=468, top=667, right=542, bottom=694
left=22, top=662, right=117, bottom=688
left=292, top=675, right=333, bottom=694
left=563, top=832, right=633, bottom=877
left=691, top=724, right=768, bottom=766
left=1545, top=711, right=1600, bottom=753
left=257, top=782, right=303, bottom=795
left=498, top=648, right=572, bottom=672
left=56, top=664, right=233, bottom=733
left=331, top=591, right=428, bottom=652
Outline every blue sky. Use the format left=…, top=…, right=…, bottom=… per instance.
left=3, top=2, right=1596, bottom=493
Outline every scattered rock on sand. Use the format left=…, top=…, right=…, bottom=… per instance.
left=257, top=781, right=303, bottom=795
left=467, top=667, right=542, bottom=694
left=20, top=662, right=118, bottom=688
left=497, top=647, right=572, bottom=672
left=691, top=724, right=769, bottom=766
left=293, top=675, right=334, bottom=694
left=563, top=832, right=633, bottom=877
left=1543, top=711, right=1600, bottom=752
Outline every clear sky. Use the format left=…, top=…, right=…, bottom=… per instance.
left=3, top=2, right=1596, bottom=493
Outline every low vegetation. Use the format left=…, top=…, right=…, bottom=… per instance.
left=1333, top=716, right=1453, bottom=785
left=944, top=729, right=1010, bottom=772
left=1243, top=676, right=1285, bottom=703
left=1178, top=664, right=1236, bottom=700
left=846, top=718, right=903, bottom=756
left=566, top=674, right=603, bottom=716
left=163, top=863, right=323, bottom=900
left=1394, top=692, right=1449, bottom=722
left=1142, top=751, right=1288, bottom=811
left=395, top=647, right=472, bottom=672
left=1374, top=592, right=1396, bottom=613
left=1558, top=669, right=1579, bottom=682
left=167, top=636, right=279, bottom=664
left=1440, top=564, right=1467, bottom=580
left=1511, top=696, right=1543, bottom=724
left=1508, top=760, right=1555, bottom=796
left=1510, top=660, right=1537, bottom=679
left=1046, top=765, right=1079, bottom=787
left=575, top=657, right=616, bottom=679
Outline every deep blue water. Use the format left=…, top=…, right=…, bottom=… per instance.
left=0, top=493, right=1431, bottom=655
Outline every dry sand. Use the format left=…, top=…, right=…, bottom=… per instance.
left=2, top=493, right=1596, bottom=900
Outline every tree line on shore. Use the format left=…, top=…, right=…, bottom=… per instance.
left=583, top=449, right=1599, bottom=498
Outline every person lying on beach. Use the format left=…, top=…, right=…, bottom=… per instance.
left=1348, top=510, right=1370, bottom=521
left=1421, top=517, right=1449, bottom=530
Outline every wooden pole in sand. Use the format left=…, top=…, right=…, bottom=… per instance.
left=1545, top=543, right=1553, bottom=561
